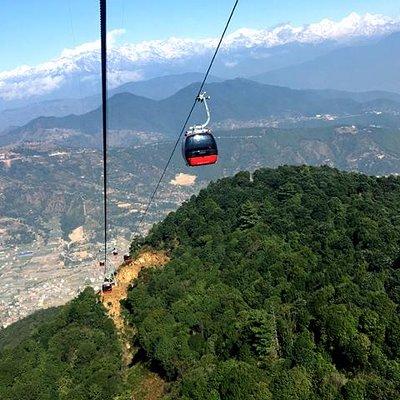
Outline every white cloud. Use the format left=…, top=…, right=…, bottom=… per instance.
left=225, top=61, right=238, bottom=68
left=61, top=29, right=126, bottom=58
left=0, top=76, right=65, bottom=100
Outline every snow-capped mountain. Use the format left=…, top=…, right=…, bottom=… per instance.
left=0, top=12, right=399, bottom=107
left=223, top=12, right=400, bottom=47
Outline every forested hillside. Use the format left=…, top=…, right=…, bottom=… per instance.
left=0, top=288, right=124, bottom=399
left=1, top=166, right=400, bottom=400
left=125, top=166, right=400, bottom=399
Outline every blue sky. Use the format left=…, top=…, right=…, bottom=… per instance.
left=0, top=0, right=399, bottom=71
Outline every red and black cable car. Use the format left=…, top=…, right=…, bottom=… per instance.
left=183, top=92, right=218, bottom=167
left=123, top=254, right=132, bottom=263
left=184, top=131, right=218, bottom=166
left=102, top=281, right=112, bottom=293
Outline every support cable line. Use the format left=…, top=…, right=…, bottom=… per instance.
left=67, top=0, right=86, bottom=116
left=100, top=0, right=108, bottom=276
left=135, top=0, right=239, bottom=234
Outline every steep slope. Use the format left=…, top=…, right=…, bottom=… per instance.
left=100, top=251, right=169, bottom=400
left=0, top=288, right=125, bottom=399
left=124, top=166, right=400, bottom=399
left=101, top=251, right=169, bottom=331
left=255, top=32, right=400, bottom=92
left=0, top=253, right=170, bottom=400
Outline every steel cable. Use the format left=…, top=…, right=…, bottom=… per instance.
left=135, top=0, right=239, bottom=234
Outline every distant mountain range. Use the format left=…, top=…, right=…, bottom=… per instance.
left=0, top=73, right=222, bottom=132
left=254, top=32, right=400, bottom=92
left=108, top=72, right=223, bottom=100
left=4, top=78, right=400, bottom=147
left=1, top=12, right=399, bottom=110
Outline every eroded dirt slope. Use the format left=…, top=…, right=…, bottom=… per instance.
left=101, top=250, right=169, bottom=400
left=101, top=250, right=168, bottom=330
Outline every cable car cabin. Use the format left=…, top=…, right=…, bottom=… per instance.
left=183, top=131, right=218, bottom=167
left=99, top=261, right=105, bottom=267
left=102, top=282, right=112, bottom=293
left=182, top=92, right=218, bottom=167
left=123, top=254, right=132, bottom=263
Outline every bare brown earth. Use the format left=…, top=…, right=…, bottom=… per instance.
left=101, top=250, right=168, bottom=330
left=68, top=226, right=85, bottom=243
left=170, top=172, right=197, bottom=186
left=101, top=250, right=169, bottom=400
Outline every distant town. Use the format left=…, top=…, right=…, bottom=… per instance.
left=0, top=144, right=203, bottom=327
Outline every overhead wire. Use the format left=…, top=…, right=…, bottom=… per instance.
left=135, top=0, right=239, bottom=234
left=67, top=0, right=86, bottom=116
left=100, top=0, right=108, bottom=276
left=106, top=0, right=127, bottom=257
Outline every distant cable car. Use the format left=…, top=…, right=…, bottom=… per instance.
left=99, top=261, right=105, bottom=267
left=102, top=281, right=112, bottom=293
left=123, top=254, right=132, bottom=263
left=183, top=92, right=218, bottom=167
